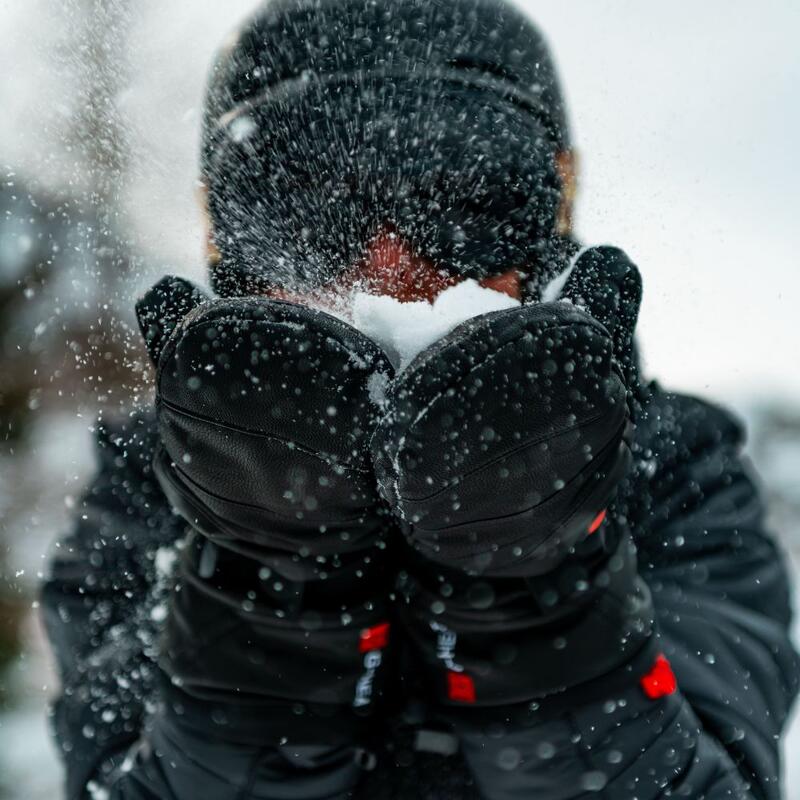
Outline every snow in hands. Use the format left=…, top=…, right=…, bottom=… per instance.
left=347, top=279, right=520, bottom=371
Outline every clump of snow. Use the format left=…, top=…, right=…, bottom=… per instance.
left=350, top=279, right=520, bottom=370
left=539, top=245, right=593, bottom=302
left=367, top=369, right=391, bottom=408
left=540, top=263, right=574, bottom=302
left=86, top=780, right=110, bottom=800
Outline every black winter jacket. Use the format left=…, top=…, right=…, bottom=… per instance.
left=41, top=384, right=799, bottom=799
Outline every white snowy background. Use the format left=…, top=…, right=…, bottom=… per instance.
left=0, top=1, right=798, bottom=797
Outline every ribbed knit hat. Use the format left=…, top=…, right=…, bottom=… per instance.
left=202, top=0, right=572, bottom=296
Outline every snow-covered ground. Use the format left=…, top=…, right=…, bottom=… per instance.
left=0, top=618, right=62, bottom=800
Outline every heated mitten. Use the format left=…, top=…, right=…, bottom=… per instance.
left=372, top=246, right=655, bottom=713
left=136, top=277, right=396, bottom=752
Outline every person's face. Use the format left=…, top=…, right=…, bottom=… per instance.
left=200, top=149, right=577, bottom=307
left=263, top=228, right=524, bottom=310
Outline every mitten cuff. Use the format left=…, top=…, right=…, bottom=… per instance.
left=397, top=529, right=654, bottom=712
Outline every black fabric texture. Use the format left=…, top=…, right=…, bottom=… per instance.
left=86, top=284, right=403, bottom=798
left=202, top=0, right=572, bottom=294
left=368, top=249, right=650, bottom=717
left=41, top=381, right=800, bottom=799
left=41, top=386, right=800, bottom=799
left=202, top=0, right=571, bottom=162
left=372, top=291, right=634, bottom=577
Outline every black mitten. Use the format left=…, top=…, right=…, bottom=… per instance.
left=136, top=277, right=396, bottom=747
left=559, top=245, right=643, bottom=396
left=372, top=247, right=655, bottom=714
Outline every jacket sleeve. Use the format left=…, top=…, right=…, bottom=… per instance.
left=41, top=415, right=368, bottom=800
left=40, top=414, right=185, bottom=799
left=452, top=390, right=799, bottom=800
left=634, top=391, right=799, bottom=798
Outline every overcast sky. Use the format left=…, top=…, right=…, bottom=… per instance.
left=2, top=0, right=798, bottom=402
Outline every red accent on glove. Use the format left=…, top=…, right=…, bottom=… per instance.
left=447, top=671, right=476, bottom=703
left=359, top=622, right=390, bottom=653
left=588, top=509, right=607, bottom=535
left=640, top=654, right=677, bottom=699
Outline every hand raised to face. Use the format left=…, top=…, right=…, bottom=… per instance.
left=136, top=276, right=394, bottom=580
left=136, top=278, right=399, bottom=723
left=371, top=247, right=642, bottom=578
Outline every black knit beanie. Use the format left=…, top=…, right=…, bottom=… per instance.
left=202, top=0, right=573, bottom=296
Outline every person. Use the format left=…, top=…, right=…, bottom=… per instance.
left=41, top=1, right=799, bottom=798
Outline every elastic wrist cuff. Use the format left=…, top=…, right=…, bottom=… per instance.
left=442, top=635, right=664, bottom=730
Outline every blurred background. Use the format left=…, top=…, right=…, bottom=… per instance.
left=0, top=0, right=798, bottom=797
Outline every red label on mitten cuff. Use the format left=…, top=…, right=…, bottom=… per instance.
left=640, top=654, right=677, bottom=699
left=588, top=509, right=607, bottom=534
left=447, top=671, right=476, bottom=703
left=359, top=622, right=390, bottom=653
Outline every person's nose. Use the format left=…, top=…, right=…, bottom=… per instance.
left=359, top=229, right=457, bottom=303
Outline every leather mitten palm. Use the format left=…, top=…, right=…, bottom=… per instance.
left=135, top=277, right=396, bottom=746
left=372, top=247, right=655, bottom=712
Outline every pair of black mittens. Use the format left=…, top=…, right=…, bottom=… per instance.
left=137, top=245, right=642, bottom=581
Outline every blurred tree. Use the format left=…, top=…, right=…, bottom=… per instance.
left=1, top=0, right=144, bottom=442
left=0, top=181, right=69, bottom=442
left=62, top=0, right=134, bottom=285
left=0, top=0, right=145, bottom=693
left=55, top=0, right=147, bottom=400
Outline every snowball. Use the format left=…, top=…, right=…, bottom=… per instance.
left=350, top=279, right=520, bottom=370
